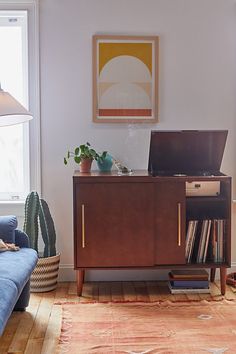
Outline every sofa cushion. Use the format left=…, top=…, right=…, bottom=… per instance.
left=0, top=248, right=38, bottom=292
left=0, top=278, right=18, bottom=335
left=0, top=215, right=17, bottom=243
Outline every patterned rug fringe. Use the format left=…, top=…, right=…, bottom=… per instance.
left=57, top=309, right=73, bottom=354
left=54, top=295, right=236, bottom=305
left=55, top=297, right=236, bottom=306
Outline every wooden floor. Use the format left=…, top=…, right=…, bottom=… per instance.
left=1, top=280, right=236, bottom=354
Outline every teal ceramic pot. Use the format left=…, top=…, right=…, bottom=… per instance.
left=97, top=154, right=113, bottom=172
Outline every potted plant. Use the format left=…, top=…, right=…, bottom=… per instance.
left=64, top=142, right=107, bottom=172
left=23, top=191, right=60, bottom=292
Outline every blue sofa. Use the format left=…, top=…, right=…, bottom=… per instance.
left=0, top=215, right=38, bottom=336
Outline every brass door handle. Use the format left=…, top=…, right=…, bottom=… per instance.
left=81, top=204, right=85, bottom=248
left=177, top=202, right=181, bottom=246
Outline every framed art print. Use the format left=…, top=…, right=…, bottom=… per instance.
left=93, top=35, right=159, bottom=123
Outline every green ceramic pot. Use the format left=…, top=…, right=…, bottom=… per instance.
left=97, top=154, right=113, bottom=172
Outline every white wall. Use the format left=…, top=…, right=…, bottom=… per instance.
left=39, top=0, right=236, bottom=281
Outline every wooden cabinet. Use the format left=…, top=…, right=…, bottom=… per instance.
left=74, top=181, right=155, bottom=268
left=73, top=171, right=231, bottom=296
left=154, top=181, right=186, bottom=265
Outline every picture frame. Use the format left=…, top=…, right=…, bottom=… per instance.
left=93, top=35, right=159, bottom=123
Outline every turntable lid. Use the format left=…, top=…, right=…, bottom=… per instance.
left=148, top=130, right=228, bottom=176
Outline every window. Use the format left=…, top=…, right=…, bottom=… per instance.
left=0, top=10, right=34, bottom=201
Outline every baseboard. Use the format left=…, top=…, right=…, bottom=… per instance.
left=58, top=263, right=236, bottom=282
left=58, top=264, right=76, bottom=282
left=229, top=262, right=236, bottom=273
left=58, top=266, right=170, bottom=282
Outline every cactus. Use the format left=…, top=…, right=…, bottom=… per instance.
left=39, top=199, right=56, bottom=257
left=23, top=191, right=57, bottom=257
left=23, top=191, right=39, bottom=252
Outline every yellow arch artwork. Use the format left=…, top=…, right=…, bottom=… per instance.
left=93, top=36, right=159, bottom=123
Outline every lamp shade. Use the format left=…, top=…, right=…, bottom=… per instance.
left=0, top=86, right=33, bottom=126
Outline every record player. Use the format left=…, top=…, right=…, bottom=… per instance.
left=148, top=130, right=228, bottom=196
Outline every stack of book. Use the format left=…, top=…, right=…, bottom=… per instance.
left=168, top=269, right=210, bottom=294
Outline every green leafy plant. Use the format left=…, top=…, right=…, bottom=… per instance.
left=64, top=142, right=107, bottom=165
left=23, top=191, right=57, bottom=258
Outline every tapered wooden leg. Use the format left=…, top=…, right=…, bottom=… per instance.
left=220, top=267, right=226, bottom=295
left=210, top=268, right=216, bottom=282
left=77, top=270, right=85, bottom=296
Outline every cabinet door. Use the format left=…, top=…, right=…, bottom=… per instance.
left=74, top=182, right=154, bottom=267
left=155, top=181, right=186, bottom=264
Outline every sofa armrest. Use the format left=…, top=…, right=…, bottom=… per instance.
left=15, top=229, right=30, bottom=248
left=0, top=215, right=17, bottom=243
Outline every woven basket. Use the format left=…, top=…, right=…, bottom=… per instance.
left=30, top=253, right=60, bottom=292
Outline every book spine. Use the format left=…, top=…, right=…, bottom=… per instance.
left=186, top=220, right=198, bottom=263
left=170, top=280, right=209, bottom=288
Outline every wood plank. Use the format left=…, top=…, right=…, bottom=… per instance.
left=24, top=338, right=44, bottom=354
left=110, top=282, right=123, bottom=302
left=91, top=281, right=99, bottom=301
left=54, top=282, right=70, bottom=303
left=184, top=292, right=201, bottom=301
left=98, top=282, right=111, bottom=302
left=122, top=281, right=137, bottom=302
left=146, top=281, right=163, bottom=301
left=153, top=281, right=174, bottom=301
left=209, top=281, right=223, bottom=299
left=215, top=280, right=236, bottom=301
left=171, top=293, right=189, bottom=301
left=24, top=295, right=55, bottom=354
left=40, top=305, right=62, bottom=354
left=198, top=292, right=214, bottom=301
left=7, top=293, right=42, bottom=353
left=0, top=313, right=22, bottom=353
left=133, top=281, right=150, bottom=302
left=226, top=285, right=236, bottom=300
left=68, top=282, right=77, bottom=295
left=80, top=281, right=93, bottom=302
left=160, top=283, right=188, bottom=302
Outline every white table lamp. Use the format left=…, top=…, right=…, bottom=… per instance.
left=0, top=84, right=33, bottom=126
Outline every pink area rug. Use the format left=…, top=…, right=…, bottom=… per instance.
left=57, top=300, right=236, bottom=354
